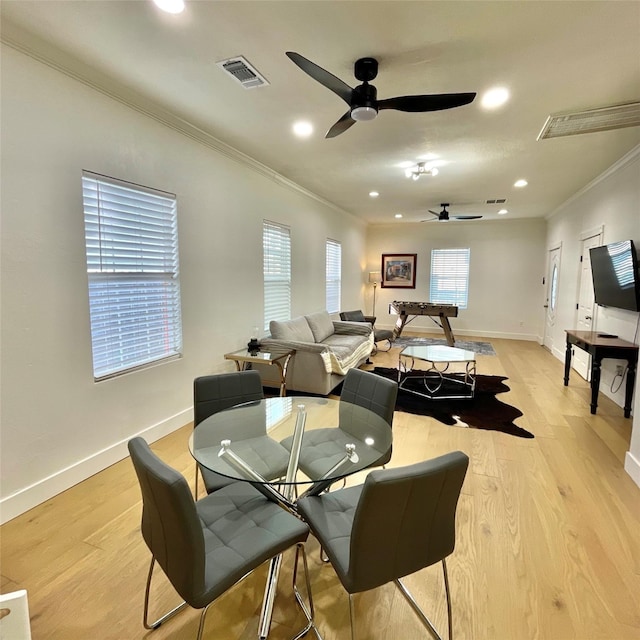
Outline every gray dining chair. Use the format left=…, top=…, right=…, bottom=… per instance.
left=287, top=368, right=397, bottom=482
left=193, top=370, right=264, bottom=497
left=340, top=309, right=394, bottom=353
left=128, top=437, right=314, bottom=640
left=296, top=451, right=469, bottom=640
left=339, top=367, right=397, bottom=467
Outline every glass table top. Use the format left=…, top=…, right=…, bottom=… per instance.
left=400, top=345, right=476, bottom=363
left=189, top=396, right=392, bottom=486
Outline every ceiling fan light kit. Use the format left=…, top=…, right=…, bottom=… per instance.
left=405, top=162, right=439, bottom=180
left=285, top=51, right=476, bottom=138
left=423, top=203, right=483, bottom=222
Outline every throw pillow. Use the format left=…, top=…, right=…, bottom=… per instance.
left=270, top=316, right=315, bottom=342
left=305, top=310, right=335, bottom=343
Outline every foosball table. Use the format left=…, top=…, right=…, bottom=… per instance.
left=389, top=301, right=459, bottom=346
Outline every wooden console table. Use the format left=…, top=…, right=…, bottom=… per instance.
left=564, top=330, right=638, bottom=418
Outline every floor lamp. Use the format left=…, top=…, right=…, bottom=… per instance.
left=369, top=271, right=382, bottom=317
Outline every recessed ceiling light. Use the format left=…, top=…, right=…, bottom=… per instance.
left=481, top=87, right=510, bottom=109
left=498, top=209, right=508, bottom=215
left=153, top=0, right=185, bottom=14
left=514, top=179, right=528, bottom=188
left=395, top=213, right=403, bottom=219
left=292, top=121, right=313, bottom=138
left=369, top=191, right=379, bottom=198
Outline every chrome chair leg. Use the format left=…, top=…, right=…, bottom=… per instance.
left=143, top=557, right=188, bottom=630
left=196, top=601, right=215, bottom=640
left=442, top=558, right=453, bottom=640
left=194, top=462, right=200, bottom=499
left=394, top=560, right=452, bottom=640
left=348, top=594, right=356, bottom=640
left=292, top=543, right=323, bottom=640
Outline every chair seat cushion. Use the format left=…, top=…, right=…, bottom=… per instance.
left=281, top=428, right=391, bottom=480
left=374, top=329, right=393, bottom=342
left=199, top=466, right=237, bottom=493
left=296, top=486, right=363, bottom=592
left=194, top=482, right=309, bottom=608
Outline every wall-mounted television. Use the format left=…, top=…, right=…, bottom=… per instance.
left=589, top=240, right=640, bottom=312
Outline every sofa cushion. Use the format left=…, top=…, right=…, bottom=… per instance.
left=270, top=316, right=315, bottom=343
left=305, top=310, right=335, bottom=343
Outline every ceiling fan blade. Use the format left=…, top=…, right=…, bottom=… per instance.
left=286, top=52, right=353, bottom=104
left=427, top=210, right=439, bottom=216
left=326, top=111, right=356, bottom=138
left=453, top=215, right=483, bottom=220
left=378, top=92, right=476, bottom=112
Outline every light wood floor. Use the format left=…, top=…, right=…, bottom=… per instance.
left=2, top=337, right=639, bottom=640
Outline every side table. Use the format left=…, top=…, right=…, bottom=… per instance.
left=224, top=348, right=295, bottom=397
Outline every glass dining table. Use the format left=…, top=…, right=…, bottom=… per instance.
left=189, top=395, right=392, bottom=640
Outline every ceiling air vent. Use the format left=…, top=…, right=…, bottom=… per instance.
left=537, top=101, right=640, bottom=140
left=216, top=56, right=269, bottom=89
left=486, top=198, right=507, bottom=204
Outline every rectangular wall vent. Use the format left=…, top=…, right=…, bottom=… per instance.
left=537, top=101, right=640, bottom=140
left=486, top=198, right=507, bottom=204
left=216, top=56, right=269, bottom=89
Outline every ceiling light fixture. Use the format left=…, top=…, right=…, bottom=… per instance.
left=405, top=162, right=439, bottom=181
left=351, top=106, right=378, bottom=122
left=481, top=87, right=510, bottom=109
left=395, top=213, right=403, bottom=219
left=369, top=191, right=379, bottom=198
left=514, top=179, right=528, bottom=188
left=292, top=121, right=313, bottom=137
left=498, top=209, right=508, bottom=215
left=152, top=0, right=185, bottom=14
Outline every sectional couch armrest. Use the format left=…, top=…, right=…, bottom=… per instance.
left=332, top=321, right=373, bottom=337
left=258, top=338, right=329, bottom=354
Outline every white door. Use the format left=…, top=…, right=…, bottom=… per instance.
left=543, top=247, right=561, bottom=352
left=572, top=232, right=602, bottom=379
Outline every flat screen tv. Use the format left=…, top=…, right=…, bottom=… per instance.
left=589, top=240, right=640, bottom=312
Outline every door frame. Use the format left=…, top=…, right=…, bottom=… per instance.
left=543, top=242, right=562, bottom=355
left=572, top=226, right=603, bottom=379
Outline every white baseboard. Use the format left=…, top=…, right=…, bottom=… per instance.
left=624, top=451, right=640, bottom=488
left=377, top=326, right=539, bottom=342
left=0, top=409, right=191, bottom=525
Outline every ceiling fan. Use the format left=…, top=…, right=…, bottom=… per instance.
left=285, top=52, right=476, bottom=138
left=422, top=204, right=483, bottom=222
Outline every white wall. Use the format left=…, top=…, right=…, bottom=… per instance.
left=0, top=45, right=367, bottom=522
left=545, top=147, right=640, bottom=486
left=366, top=218, right=547, bottom=340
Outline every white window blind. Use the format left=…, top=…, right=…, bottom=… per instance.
left=263, top=220, right=291, bottom=331
left=326, top=239, right=342, bottom=314
left=82, top=172, right=182, bottom=380
left=430, top=248, right=471, bottom=309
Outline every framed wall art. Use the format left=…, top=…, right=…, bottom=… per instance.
left=381, top=253, right=416, bottom=288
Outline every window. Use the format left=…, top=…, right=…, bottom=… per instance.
left=326, top=239, right=341, bottom=314
left=82, top=172, right=182, bottom=380
left=263, top=220, right=291, bottom=331
left=430, top=248, right=471, bottom=309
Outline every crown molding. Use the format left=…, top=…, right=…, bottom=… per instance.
left=546, top=144, right=640, bottom=220
left=1, top=22, right=358, bottom=223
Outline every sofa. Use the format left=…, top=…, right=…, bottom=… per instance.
left=253, top=311, right=374, bottom=395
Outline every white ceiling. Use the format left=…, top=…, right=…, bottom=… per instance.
left=2, top=1, right=639, bottom=224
